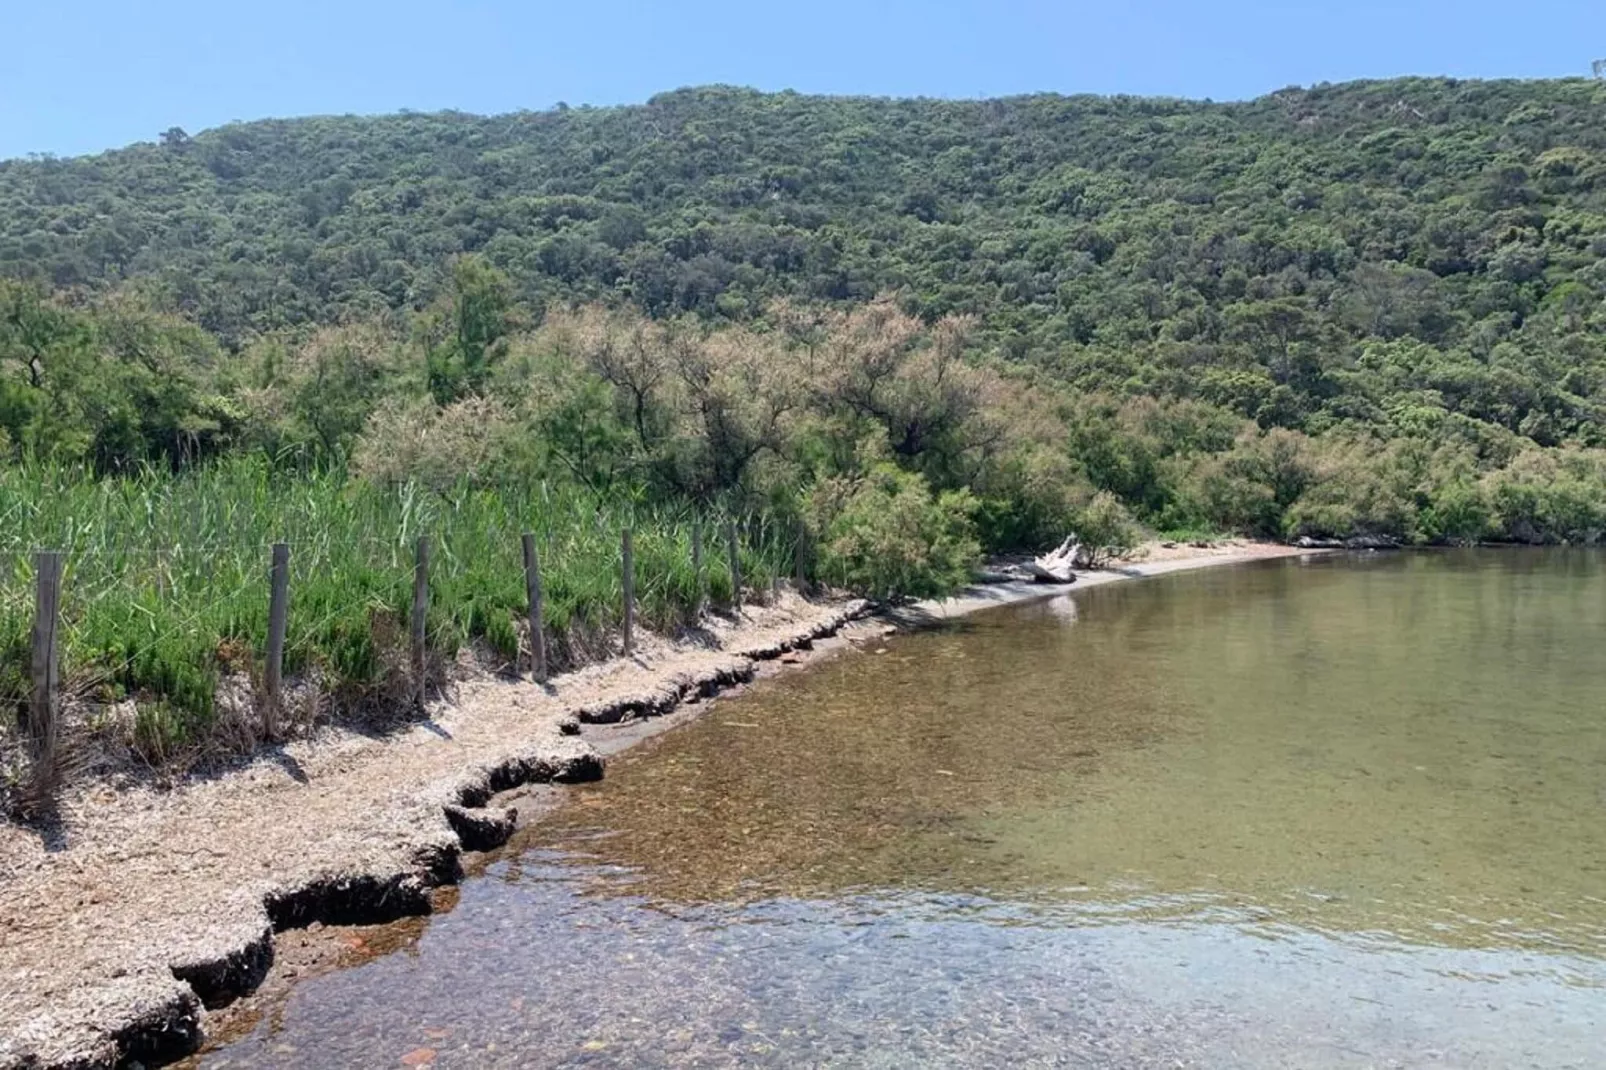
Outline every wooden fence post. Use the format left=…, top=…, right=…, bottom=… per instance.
left=522, top=533, right=547, bottom=684
left=763, top=515, right=779, bottom=600
left=794, top=520, right=808, bottom=595
left=726, top=521, right=742, bottom=611
left=412, top=537, right=430, bottom=712
left=621, top=528, right=635, bottom=655
left=264, top=542, right=290, bottom=739
left=690, top=517, right=703, bottom=613
left=29, top=550, right=63, bottom=791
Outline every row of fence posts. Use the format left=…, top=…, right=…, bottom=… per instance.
left=23, top=520, right=802, bottom=788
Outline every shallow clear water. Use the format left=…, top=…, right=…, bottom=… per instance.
left=204, top=551, right=1606, bottom=1068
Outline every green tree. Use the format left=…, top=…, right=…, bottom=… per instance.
left=0, top=281, right=95, bottom=460
left=423, top=256, right=516, bottom=405
left=808, top=462, right=980, bottom=603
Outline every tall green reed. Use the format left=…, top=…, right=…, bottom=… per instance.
left=0, top=459, right=792, bottom=753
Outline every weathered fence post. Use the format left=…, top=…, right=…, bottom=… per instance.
left=29, top=551, right=63, bottom=791
left=621, top=528, right=635, bottom=655
left=726, top=521, right=743, bottom=611
left=264, top=542, right=290, bottom=739
left=691, top=520, right=705, bottom=616
left=794, top=519, right=808, bottom=595
left=762, top=515, right=779, bottom=601
left=412, top=537, right=430, bottom=712
left=522, top=533, right=547, bottom=684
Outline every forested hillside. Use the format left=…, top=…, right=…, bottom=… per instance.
left=6, top=77, right=1606, bottom=760
left=4, top=78, right=1606, bottom=548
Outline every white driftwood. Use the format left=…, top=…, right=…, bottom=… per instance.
left=1026, top=536, right=1089, bottom=584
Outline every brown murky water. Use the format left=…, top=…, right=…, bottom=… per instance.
left=204, top=551, right=1606, bottom=1068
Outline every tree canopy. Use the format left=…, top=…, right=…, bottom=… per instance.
left=3, top=78, right=1606, bottom=548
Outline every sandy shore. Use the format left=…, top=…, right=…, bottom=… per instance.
left=892, top=538, right=1318, bottom=624
left=0, top=540, right=1315, bottom=1068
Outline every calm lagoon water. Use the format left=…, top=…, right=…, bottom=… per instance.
left=205, top=551, right=1606, bottom=1068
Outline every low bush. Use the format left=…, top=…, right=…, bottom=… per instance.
left=808, top=463, right=980, bottom=603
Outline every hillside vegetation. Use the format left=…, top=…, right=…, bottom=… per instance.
left=5, top=78, right=1606, bottom=535
left=4, top=79, right=1606, bottom=763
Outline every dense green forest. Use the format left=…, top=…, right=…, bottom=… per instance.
left=5, top=78, right=1606, bottom=551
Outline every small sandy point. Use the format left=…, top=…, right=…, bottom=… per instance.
left=895, top=539, right=1322, bottom=623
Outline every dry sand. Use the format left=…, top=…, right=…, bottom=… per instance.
left=0, top=540, right=1319, bottom=1068
left=893, top=538, right=1318, bottom=623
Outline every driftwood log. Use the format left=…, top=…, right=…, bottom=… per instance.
left=1026, top=536, right=1092, bottom=584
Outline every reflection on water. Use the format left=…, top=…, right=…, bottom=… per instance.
left=205, top=551, right=1606, bottom=1067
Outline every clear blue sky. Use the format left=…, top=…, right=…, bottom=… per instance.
left=4, top=0, right=1604, bottom=160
